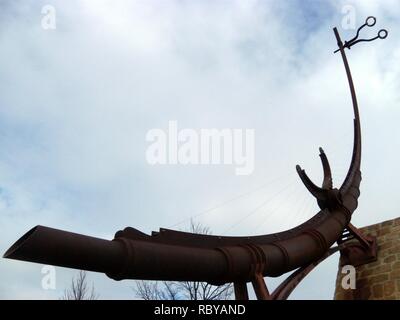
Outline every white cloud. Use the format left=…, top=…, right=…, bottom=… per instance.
left=0, top=0, right=399, bottom=299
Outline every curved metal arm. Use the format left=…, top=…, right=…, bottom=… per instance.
left=334, top=27, right=362, bottom=196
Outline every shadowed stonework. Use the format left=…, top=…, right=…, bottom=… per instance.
left=335, top=217, right=400, bottom=300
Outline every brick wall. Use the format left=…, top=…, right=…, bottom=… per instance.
left=334, top=217, right=400, bottom=300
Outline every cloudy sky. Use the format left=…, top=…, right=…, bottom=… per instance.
left=0, top=0, right=399, bottom=299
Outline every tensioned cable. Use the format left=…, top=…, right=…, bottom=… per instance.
left=221, top=177, right=297, bottom=234
left=230, top=182, right=302, bottom=235
left=290, top=192, right=313, bottom=226
left=252, top=183, right=307, bottom=234
left=224, top=175, right=313, bottom=235
left=258, top=184, right=306, bottom=229
left=168, top=171, right=295, bottom=228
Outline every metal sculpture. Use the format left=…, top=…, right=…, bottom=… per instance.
left=3, top=17, right=388, bottom=300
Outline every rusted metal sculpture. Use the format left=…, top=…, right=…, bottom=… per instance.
left=3, top=17, right=388, bottom=300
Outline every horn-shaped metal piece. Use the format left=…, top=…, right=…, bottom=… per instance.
left=319, top=148, right=333, bottom=190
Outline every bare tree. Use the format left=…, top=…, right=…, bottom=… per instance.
left=62, top=270, right=99, bottom=300
left=133, top=221, right=233, bottom=300
left=176, top=281, right=233, bottom=300
left=135, top=281, right=180, bottom=300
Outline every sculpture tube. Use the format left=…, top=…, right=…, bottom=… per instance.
left=4, top=206, right=348, bottom=283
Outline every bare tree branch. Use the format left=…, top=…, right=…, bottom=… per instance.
left=61, top=270, right=99, bottom=300
left=133, top=221, right=233, bottom=300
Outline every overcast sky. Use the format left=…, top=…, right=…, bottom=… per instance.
left=0, top=0, right=399, bottom=299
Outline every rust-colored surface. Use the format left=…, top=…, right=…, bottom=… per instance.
left=3, top=17, right=388, bottom=300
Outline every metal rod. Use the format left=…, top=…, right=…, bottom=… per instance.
left=234, top=282, right=249, bottom=300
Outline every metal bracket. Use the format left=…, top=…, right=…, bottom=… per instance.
left=337, top=223, right=377, bottom=267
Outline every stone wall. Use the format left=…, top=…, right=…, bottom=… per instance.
left=334, top=217, right=400, bottom=300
